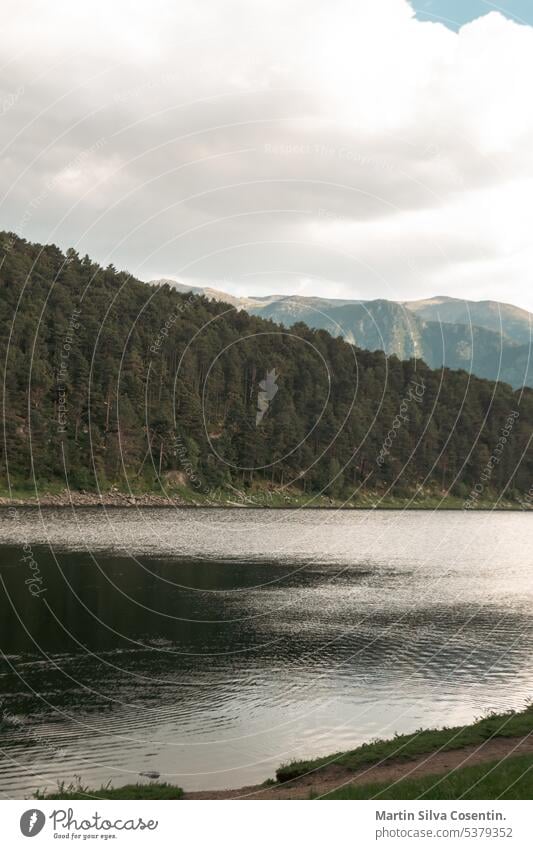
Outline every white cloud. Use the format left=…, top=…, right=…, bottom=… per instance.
left=0, top=0, right=532, bottom=309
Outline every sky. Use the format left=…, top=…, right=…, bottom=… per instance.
left=1, top=0, right=533, bottom=311
left=412, top=0, right=533, bottom=30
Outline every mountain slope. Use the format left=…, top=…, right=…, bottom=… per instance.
left=404, top=296, right=533, bottom=346
left=2, top=231, right=532, bottom=502
left=150, top=281, right=533, bottom=389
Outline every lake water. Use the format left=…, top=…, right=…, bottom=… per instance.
left=0, top=507, right=532, bottom=797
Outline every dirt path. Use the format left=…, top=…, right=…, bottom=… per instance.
left=184, top=734, right=533, bottom=799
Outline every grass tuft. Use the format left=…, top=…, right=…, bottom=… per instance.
left=35, top=777, right=184, bottom=800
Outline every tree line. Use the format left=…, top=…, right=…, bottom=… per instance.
left=1, top=231, right=531, bottom=502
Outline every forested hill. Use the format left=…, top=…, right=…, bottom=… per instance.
left=1, top=231, right=531, bottom=504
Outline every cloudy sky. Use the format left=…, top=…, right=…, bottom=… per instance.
left=1, top=0, right=533, bottom=309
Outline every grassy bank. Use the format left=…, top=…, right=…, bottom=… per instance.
left=321, top=753, right=533, bottom=799
left=276, top=705, right=533, bottom=782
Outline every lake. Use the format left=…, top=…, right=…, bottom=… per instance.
left=0, top=507, right=532, bottom=797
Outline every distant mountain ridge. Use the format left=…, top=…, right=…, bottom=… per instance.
left=150, top=280, right=533, bottom=389
left=404, top=296, right=533, bottom=347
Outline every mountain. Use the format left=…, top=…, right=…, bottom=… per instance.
left=150, top=282, right=533, bottom=389
left=1, top=231, right=531, bottom=504
left=404, top=296, right=533, bottom=346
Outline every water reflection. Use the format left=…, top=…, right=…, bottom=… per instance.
left=0, top=508, right=532, bottom=795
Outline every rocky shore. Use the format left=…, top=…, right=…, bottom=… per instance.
left=0, top=486, right=526, bottom=510
left=0, top=488, right=192, bottom=508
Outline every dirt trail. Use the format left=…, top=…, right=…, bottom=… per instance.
left=184, top=734, right=533, bottom=800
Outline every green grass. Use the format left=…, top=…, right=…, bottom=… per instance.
left=35, top=780, right=184, bottom=800
left=277, top=705, right=533, bottom=782
left=322, top=753, right=533, bottom=800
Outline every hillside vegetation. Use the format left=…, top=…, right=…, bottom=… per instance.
left=1, top=231, right=532, bottom=503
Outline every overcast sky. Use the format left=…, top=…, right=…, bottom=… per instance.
left=1, top=0, right=533, bottom=310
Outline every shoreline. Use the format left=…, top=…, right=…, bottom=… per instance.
left=0, top=489, right=528, bottom=511
left=0, top=501, right=526, bottom=511
left=34, top=706, right=533, bottom=800
left=184, top=735, right=533, bottom=800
